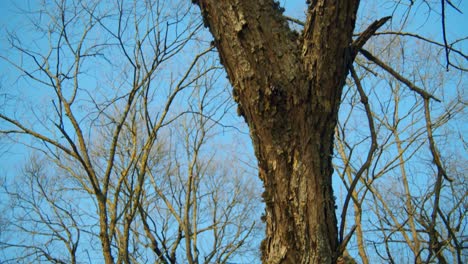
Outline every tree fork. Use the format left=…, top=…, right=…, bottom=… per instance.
left=194, top=1, right=359, bottom=263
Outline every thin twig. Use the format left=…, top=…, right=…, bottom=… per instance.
left=441, top=0, right=450, bottom=70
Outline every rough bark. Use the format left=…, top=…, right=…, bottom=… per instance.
left=194, top=1, right=359, bottom=263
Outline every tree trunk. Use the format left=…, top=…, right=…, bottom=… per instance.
left=98, top=196, right=115, bottom=264
left=194, top=1, right=359, bottom=263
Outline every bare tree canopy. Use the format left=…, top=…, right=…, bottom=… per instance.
left=0, top=1, right=262, bottom=263
left=0, top=0, right=467, bottom=264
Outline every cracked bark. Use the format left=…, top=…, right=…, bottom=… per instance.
left=194, top=1, right=359, bottom=263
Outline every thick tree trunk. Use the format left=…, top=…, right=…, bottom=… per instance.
left=194, top=1, right=359, bottom=263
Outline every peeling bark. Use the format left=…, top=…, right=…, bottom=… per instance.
left=194, top=1, right=359, bottom=263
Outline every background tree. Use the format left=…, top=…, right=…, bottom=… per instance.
left=334, top=34, right=467, bottom=263
left=0, top=0, right=262, bottom=263
left=192, top=0, right=466, bottom=263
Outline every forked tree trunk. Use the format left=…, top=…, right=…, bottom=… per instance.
left=194, top=1, right=359, bottom=263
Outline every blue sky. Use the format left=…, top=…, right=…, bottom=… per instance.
left=0, top=1, right=466, bottom=263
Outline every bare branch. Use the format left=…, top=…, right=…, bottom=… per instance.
left=359, top=48, right=441, bottom=102
left=351, top=16, right=392, bottom=60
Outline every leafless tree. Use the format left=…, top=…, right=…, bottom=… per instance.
left=2, top=156, right=84, bottom=264
left=0, top=0, right=262, bottom=263
left=334, top=34, right=467, bottom=263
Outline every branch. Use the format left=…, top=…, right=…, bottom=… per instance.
left=351, top=16, right=392, bottom=60
left=138, top=205, right=169, bottom=264
left=445, top=0, right=463, bottom=13
left=441, top=0, right=450, bottom=70
left=284, top=15, right=305, bottom=26
left=371, top=32, right=468, bottom=60
left=437, top=207, right=462, bottom=263
left=337, top=225, right=356, bottom=257
left=359, top=48, right=441, bottom=102
left=423, top=98, right=452, bottom=183
left=339, top=65, right=378, bottom=245
left=0, top=114, right=76, bottom=158
left=440, top=0, right=464, bottom=70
